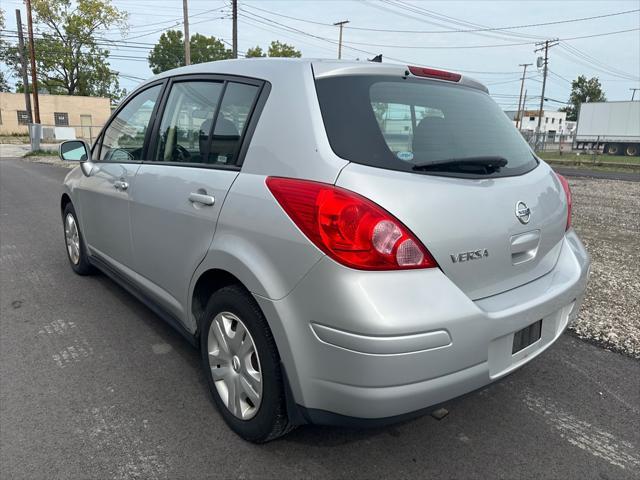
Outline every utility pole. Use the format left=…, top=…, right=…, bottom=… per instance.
left=520, top=89, right=527, bottom=131
left=534, top=39, right=558, bottom=134
left=182, top=0, right=191, bottom=65
left=515, top=63, right=532, bottom=129
left=24, top=0, right=40, bottom=124
left=631, top=88, right=639, bottom=101
left=15, top=9, right=33, bottom=124
left=333, top=20, right=349, bottom=60
left=232, top=0, right=238, bottom=59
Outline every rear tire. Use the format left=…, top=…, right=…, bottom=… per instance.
left=62, top=203, right=93, bottom=275
left=200, top=285, right=293, bottom=443
left=605, top=143, right=620, bottom=155
left=625, top=144, right=638, bottom=157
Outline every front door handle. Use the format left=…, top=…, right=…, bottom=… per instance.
left=189, top=192, right=215, bottom=206
left=114, top=180, right=129, bottom=191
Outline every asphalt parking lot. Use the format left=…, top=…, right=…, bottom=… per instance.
left=1, top=158, right=639, bottom=480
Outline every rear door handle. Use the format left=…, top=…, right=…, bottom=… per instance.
left=188, top=192, right=215, bottom=206
left=114, top=180, right=129, bottom=191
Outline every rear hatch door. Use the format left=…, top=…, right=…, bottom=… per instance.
left=314, top=66, right=568, bottom=300
left=336, top=162, right=567, bottom=300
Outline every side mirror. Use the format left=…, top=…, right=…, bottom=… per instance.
left=59, top=140, right=91, bottom=162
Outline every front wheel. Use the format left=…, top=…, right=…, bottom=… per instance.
left=62, top=203, right=93, bottom=275
left=200, top=285, right=293, bottom=442
left=625, top=144, right=639, bottom=157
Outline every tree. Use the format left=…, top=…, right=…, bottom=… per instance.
left=148, top=30, right=232, bottom=74
left=0, top=8, right=11, bottom=92
left=559, top=75, right=606, bottom=121
left=5, top=0, right=127, bottom=98
left=0, top=73, right=9, bottom=92
left=245, top=41, right=301, bottom=59
left=245, top=45, right=265, bottom=58
left=267, top=41, right=301, bottom=58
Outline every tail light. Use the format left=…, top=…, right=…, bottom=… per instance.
left=556, top=173, right=572, bottom=230
left=266, top=177, right=438, bottom=271
left=408, top=66, right=462, bottom=82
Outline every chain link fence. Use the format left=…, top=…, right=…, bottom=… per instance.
left=36, top=124, right=104, bottom=144
left=520, top=131, right=575, bottom=154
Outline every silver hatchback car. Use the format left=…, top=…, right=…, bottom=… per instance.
left=59, top=58, right=590, bottom=442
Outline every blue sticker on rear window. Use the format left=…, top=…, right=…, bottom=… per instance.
left=396, top=151, right=414, bottom=162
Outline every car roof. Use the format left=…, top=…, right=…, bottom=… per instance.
left=139, top=58, right=487, bottom=93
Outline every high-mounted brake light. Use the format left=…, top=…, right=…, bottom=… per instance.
left=265, top=177, right=438, bottom=270
left=408, top=66, right=462, bottom=82
left=556, top=173, right=572, bottom=231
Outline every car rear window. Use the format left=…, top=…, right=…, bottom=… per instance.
left=315, top=75, right=538, bottom=178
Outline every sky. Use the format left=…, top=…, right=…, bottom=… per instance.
left=2, top=0, right=639, bottom=111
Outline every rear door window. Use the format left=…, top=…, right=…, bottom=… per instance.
left=207, top=82, right=260, bottom=165
left=315, top=75, right=538, bottom=177
left=153, top=81, right=224, bottom=164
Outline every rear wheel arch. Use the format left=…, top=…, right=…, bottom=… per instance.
left=192, top=269, right=252, bottom=335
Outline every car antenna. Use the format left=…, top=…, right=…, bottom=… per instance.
left=368, top=54, right=382, bottom=63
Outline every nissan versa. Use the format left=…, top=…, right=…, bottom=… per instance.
left=58, top=58, right=590, bottom=443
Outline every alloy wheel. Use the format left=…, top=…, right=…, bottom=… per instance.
left=64, top=213, right=80, bottom=265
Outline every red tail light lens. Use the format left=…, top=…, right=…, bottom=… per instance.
left=556, top=173, right=572, bottom=230
left=266, top=177, right=438, bottom=270
left=408, top=66, right=462, bottom=82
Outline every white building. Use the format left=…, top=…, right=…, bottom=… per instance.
left=505, top=110, right=572, bottom=141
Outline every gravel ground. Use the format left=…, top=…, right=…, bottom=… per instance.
left=569, top=177, right=640, bottom=358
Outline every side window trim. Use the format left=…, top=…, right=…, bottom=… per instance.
left=143, top=73, right=269, bottom=170
left=96, top=80, right=167, bottom=163
left=235, top=81, right=270, bottom=167
left=222, top=82, right=261, bottom=167
left=202, top=81, right=229, bottom=163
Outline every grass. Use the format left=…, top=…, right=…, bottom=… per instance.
left=24, top=149, right=58, bottom=157
left=0, top=135, right=30, bottom=144
left=538, top=152, right=640, bottom=165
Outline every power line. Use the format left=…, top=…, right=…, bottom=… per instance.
left=97, top=5, right=228, bottom=33
left=548, top=70, right=572, bottom=84
left=236, top=16, right=339, bottom=56
left=486, top=75, right=541, bottom=86
left=558, top=42, right=639, bottom=80
left=378, top=0, right=544, bottom=41
left=337, top=27, right=640, bottom=50
left=241, top=3, right=639, bottom=35
left=554, top=47, right=639, bottom=81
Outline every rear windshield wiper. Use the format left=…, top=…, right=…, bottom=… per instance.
left=412, top=156, right=508, bottom=174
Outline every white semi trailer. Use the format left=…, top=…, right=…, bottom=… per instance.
left=575, top=101, right=640, bottom=156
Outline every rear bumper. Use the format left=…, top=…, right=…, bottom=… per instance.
left=256, top=229, right=590, bottom=423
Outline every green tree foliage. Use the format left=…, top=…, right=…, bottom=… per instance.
left=148, top=30, right=232, bottom=74
left=267, top=41, right=301, bottom=58
left=558, top=75, right=607, bottom=121
left=0, top=8, right=11, bottom=92
left=5, top=0, right=128, bottom=98
left=0, top=74, right=9, bottom=92
left=245, top=41, right=301, bottom=59
left=245, top=45, right=265, bottom=58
